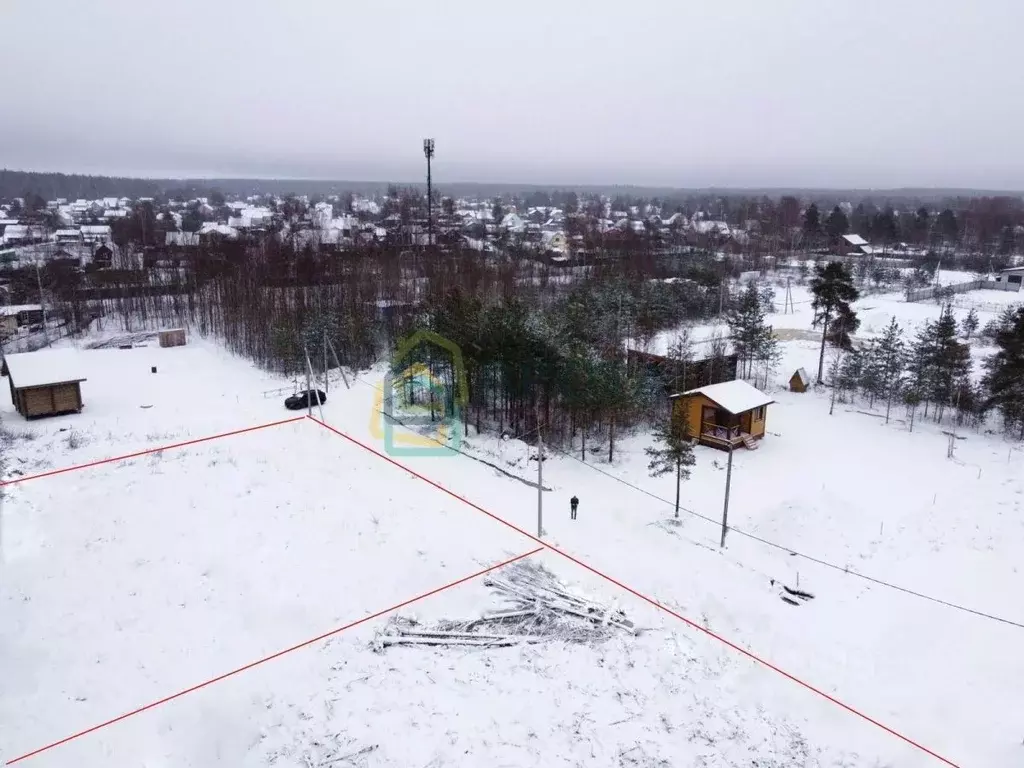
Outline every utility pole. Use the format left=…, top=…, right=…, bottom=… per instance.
left=304, top=346, right=325, bottom=420
left=304, top=344, right=313, bottom=416
left=536, top=404, right=544, bottom=538
left=423, top=139, right=435, bottom=250
left=35, top=260, right=50, bottom=348
left=720, top=444, right=734, bottom=548
left=323, top=331, right=329, bottom=396
left=326, top=336, right=351, bottom=390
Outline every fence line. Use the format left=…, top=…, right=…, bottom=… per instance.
left=906, top=280, right=1020, bottom=303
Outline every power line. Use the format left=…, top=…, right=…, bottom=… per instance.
left=347, top=370, right=1024, bottom=631
left=541, top=438, right=1024, bottom=631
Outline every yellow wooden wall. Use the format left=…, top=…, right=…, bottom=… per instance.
left=671, top=394, right=708, bottom=440
left=673, top=395, right=768, bottom=439
left=748, top=406, right=767, bottom=437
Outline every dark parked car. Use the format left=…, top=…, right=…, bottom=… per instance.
left=285, top=389, right=326, bottom=410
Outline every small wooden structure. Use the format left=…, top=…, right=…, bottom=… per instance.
left=670, top=380, right=774, bottom=451
left=789, top=368, right=810, bottom=393
left=159, top=328, right=187, bottom=348
left=4, top=350, right=87, bottom=419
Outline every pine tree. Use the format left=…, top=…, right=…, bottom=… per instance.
left=663, top=331, right=693, bottom=393
left=961, top=308, right=979, bottom=340
left=825, top=206, right=849, bottom=239
left=929, top=305, right=971, bottom=421
left=755, top=330, right=782, bottom=390
left=645, top=408, right=696, bottom=519
left=803, top=203, right=821, bottom=236
left=875, top=318, right=907, bottom=423
left=810, top=261, right=859, bottom=383
left=983, top=307, right=1024, bottom=437
left=726, top=282, right=772, bottom=378
left=825, top=301, right=860, bottom=349
left=907, top=320, right=937, bottom=418
left=836, top=348, right=863, bottom=404
left=858, top=340, right=884, bottom=407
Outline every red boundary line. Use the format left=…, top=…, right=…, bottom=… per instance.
left=309, top=416, right=962, bottom=768
left=6, top=547, right=543, bottom=764
left=0, top=416, right=305, bottom=488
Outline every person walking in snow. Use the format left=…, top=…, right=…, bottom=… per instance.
left=570, top=495, right=579, bottom=521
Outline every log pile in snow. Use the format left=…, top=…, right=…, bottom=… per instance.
left=373, top=560, right=639, bottom=651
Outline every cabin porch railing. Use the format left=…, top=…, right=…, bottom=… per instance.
left=701, top=421, right=743, bottom=443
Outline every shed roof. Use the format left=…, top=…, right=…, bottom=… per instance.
left=4, top=350, right=88, bottom=388
left=791, top=367, right=810, bottom=386
left=671, top=379, right=774, bottom=414
left=0, top=303, right=43, bottom=317
left=842, top=233, right=868, bottom=246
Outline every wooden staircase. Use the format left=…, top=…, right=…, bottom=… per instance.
left=741, top=433, right=759, bottom=450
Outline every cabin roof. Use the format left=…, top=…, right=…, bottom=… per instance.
left=671, top=379, right=774, bottom=414
left=3, top=350, right=88, bottom=388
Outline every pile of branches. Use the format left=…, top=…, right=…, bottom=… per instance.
left=373, top=560, right=638, bottom=651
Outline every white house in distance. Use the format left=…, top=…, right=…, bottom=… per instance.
left=312, top=202, right=333, bottom=229
left=81, top=225, right=112, bottom=246
left=500, top=213, right=527, bottom=234
left=228, top=207, right=273, bottom=229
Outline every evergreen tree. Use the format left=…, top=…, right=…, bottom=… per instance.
left=662, top=331, right=693, bottom=393
left=871, top=208, right=899, bottom=245
left=913, top=207, right=930, bottom=244
left=836, top=348, right=863, bottom=402
left=931, top=305, right=971, bottom=418
left=825, top=206, right=849, bottom=239
left=912, top=306, right=971, bottom=421
left=961, top=308, right=979, bottom=340
left=937, top=208, right=959, bottom=244
left=803, top=203, right=821, bottom=237
left=983, top=307, right=1024, bottom=437
left=859, top=340, right=885, bottom=407
left=875, top=318, right=907, bottom=423
left=726, top=281, right=772, bottom=378
left=755, top=329, right=782, bottom=390
left=810, top=261, right=859, bottom=383
left=758, top=283, right=777, bottom=313
left=907, top=320, right=937, bottom=417
left=645, top=408, right=696, bottom=519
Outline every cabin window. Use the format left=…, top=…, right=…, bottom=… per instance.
left=753, top=406, right=765, bottom=420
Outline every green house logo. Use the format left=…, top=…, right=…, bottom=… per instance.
left=371, top=330, right=468, bottom=457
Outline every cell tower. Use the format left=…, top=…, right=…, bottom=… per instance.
left=423, top=138, right=435, bottom=248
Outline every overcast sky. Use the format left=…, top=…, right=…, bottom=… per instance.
left=2, top=0, right=1022, bottom=188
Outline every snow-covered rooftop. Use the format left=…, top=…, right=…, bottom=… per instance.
left=4, top=349, right=88, bottom=388
left=0, top=303, right=43, bottom=317
left=673, top=379, right=774, bottom=414
left=842, top=233, right=868, bottom=246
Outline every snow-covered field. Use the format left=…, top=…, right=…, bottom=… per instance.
left=2, top=316, right=1023, bottom=766
left=635, top=280, right=1023, bottom=361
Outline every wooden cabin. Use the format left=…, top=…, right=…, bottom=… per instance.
left=789, top=368, right=810, bottom=393
left=670, top=380, right=774, bottom=451
left=159, top=328, right=187, bottom=348
left=4, top=350, right=87, bottom=419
